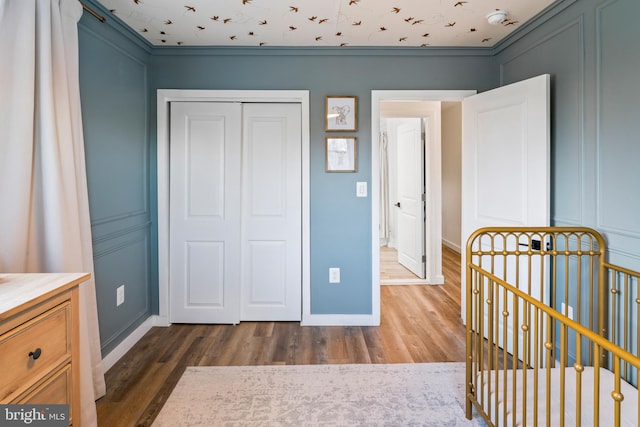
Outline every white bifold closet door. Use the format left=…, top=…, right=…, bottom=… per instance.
left=169, top=102, right=302, bottom=324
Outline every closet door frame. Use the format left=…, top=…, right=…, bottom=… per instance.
left=156, top=90, right=310, bottom=326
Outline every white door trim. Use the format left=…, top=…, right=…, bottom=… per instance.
left=371, top=90, right=476, bottom=324
left=157, top=90, right=310, bottom=326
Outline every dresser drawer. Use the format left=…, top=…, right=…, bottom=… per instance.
left=17, top=364, right=71, bottom=405
left=0, top=302, right=71, bottom=401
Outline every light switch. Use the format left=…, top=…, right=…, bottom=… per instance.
left=356, top=181, right=367, bottom=197
left=329, top=268, right=340, bottom=283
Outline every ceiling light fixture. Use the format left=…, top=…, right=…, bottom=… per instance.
left=486, top=10, right=508, bottom=25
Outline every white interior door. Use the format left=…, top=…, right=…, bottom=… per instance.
left=395, top=118, right=425, bottom=278
left=461, top=74, right=550, bottom=352
left=241, top=103, right=302, bottom=321
left=169, top=102, right=242, bottom=324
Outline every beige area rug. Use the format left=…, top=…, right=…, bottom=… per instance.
left=153, top=363, right=486, bottom=426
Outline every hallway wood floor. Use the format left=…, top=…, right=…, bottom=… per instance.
left=96, top=246, right=465, bottom=427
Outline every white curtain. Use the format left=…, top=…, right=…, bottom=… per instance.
left=0, top=0, right=105, bottom=425
left=380, top=131, right=390, bottom=241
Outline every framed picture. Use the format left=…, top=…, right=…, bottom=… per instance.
left=326, top=96, right=357, bottom=132
left=325, top=137, right=357, bottom=172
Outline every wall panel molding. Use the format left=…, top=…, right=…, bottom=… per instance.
left=93, top=232, right=149, bottom=259
left=499, top=16, right=584, bottom=84
left=595, top=0, right=640, bottom=240
left=79, top=24, right=149, bottom=71
left=78, top=24, right=150, bottom=227
left=94, top=235, right=151, bottom=353
left=500, top=17, right=585, bottom=226
left=92, top=222, right=152, bottom=246
left=91, top=210, right=149, bottom=227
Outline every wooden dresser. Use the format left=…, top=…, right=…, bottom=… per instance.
left=0, top=273, right=89, bottom=425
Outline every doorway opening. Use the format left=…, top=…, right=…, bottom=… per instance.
left=370, top=90, right=475, bottom=323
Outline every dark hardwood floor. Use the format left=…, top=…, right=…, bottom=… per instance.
left=96, top=246, right=465, bottom=427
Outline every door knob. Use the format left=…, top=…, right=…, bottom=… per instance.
left=394, top=202, right=401, bottom=208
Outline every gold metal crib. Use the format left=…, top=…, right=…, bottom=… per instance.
left=465, top=227, right=640, bottom=426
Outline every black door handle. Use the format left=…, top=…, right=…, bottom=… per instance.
left=395, top=202, right=400, bottom=208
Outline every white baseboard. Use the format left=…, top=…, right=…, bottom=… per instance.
left=302, top=313, right=379, bottom=326
left=381, top=278, right=434, bottom=285
left=442, top=238, right=461, bottom=253
left=102, top=315, right=166, bottom=372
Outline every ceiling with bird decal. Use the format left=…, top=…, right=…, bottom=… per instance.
left=96, top=0, right=557, bottom=48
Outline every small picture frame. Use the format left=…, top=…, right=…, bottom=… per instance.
left=326, top=96, right=357, bottom=132
left=325, top=137, right=357, bottom=172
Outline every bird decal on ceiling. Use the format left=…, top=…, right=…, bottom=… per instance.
left=109, top=0, right=537, bottom=48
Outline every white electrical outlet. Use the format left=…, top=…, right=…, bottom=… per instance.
left=116, top=285, right=125, bottom=306
left=329, top=268, right=340, bottom=283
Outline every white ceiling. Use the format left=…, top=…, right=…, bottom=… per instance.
left=96, top=0, right=557, bottom=48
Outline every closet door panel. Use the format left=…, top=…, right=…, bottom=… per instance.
left=241, top=103, right=302, bottom=321
left=169, top=102, right=241, bottom=324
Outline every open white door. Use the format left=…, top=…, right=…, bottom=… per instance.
left=395, top=118, right=425, bottom=278
left=461, top=74, right=550, bottom=337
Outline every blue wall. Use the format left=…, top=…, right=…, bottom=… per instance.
left=496, top=0, right=640, bottom=270
left=78, top=13, right=153, bottom=356
left=150, top=50, right=496, bottom=315
left=77, top=0, right=639, bottom=356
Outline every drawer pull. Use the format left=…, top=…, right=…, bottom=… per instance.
left=29, top=348, right=42, bottom=360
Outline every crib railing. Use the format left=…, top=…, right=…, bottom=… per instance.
left=465, top=227, right=640, bottom=426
